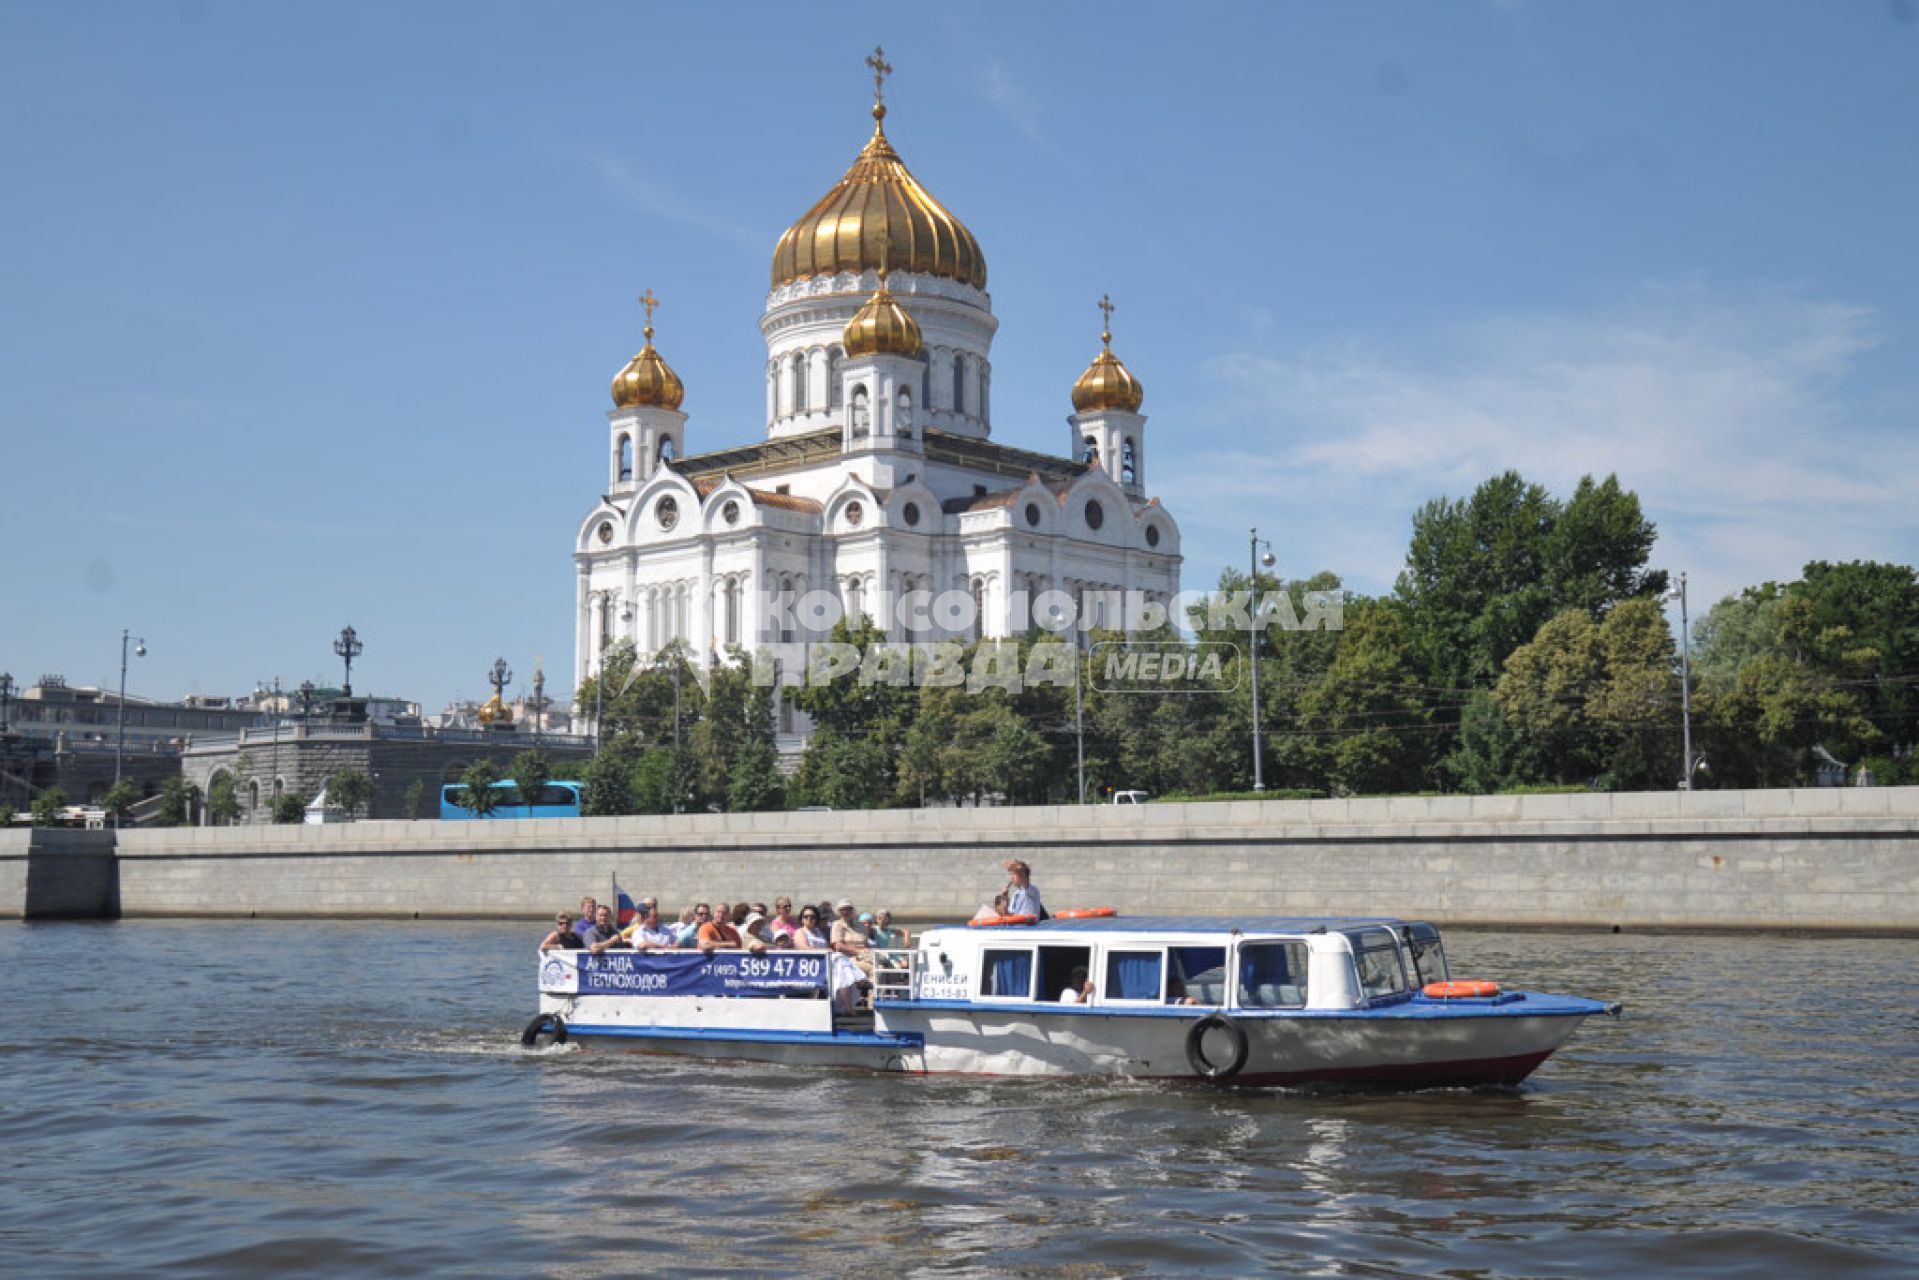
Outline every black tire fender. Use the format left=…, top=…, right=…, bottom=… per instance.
left=1184, top=1013, right=1249, bottom=1081
left=521, top=1012, right=567, bottom=1048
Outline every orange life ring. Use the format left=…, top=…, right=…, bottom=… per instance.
left=1053, top=907, right=1117, bottom=920
left=1423, top=980, right=1501, bottom=999
left=967, top=913, right=1039, bottom=928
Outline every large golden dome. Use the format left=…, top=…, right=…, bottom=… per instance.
left=842, top=270, right=922, bottom=358
left=611, top=320, right=685, bottom=410
left=770, top=103, right=986, bottom=293
left=1072, top=313, right=1145, bottom=413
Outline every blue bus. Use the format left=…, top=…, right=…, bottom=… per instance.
left=439, top=779, right=585, bottom=820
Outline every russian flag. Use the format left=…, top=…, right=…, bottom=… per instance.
left=614, top=877, right=639, bottom=928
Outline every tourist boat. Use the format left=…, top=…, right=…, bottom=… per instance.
left=524, top=915, right=1620, bottom=1087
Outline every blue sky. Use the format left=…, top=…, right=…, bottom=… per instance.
left=2, top=1, right=1915, bottom=714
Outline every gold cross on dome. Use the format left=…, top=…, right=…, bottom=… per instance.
left=866, top=46, right=893, bottom=108
left=638, top=287, right=659, bottom=337
left=1098, top=293, right=1115, bottom=343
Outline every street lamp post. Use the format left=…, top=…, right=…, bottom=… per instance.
left=488, top=658, right=514, bottom=716
left=1248, top=529, right=1276, bottom=792
left=588, top=590, right=631, bottom=748
left=0, top=671, right=13, bottom=734
left=264, top=677, right=282, bottom=807
left=114, top=629, right=147, bottom=789
left=298, top=680, right=317, bottom=725
left=334, top=626, right=363, bottom=698
left=1668, top=571, right=1696, bottom=789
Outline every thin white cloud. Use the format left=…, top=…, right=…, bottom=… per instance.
left=1164, top=285, right=1919, bottom=611
left=589, top=155, right=762, bottom=251
left=981, top=60, right=1058, bottom=155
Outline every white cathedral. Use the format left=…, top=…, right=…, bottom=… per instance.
left=574, top=56, right=1182, bottom=744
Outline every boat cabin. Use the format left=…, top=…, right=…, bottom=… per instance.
left=895, top=916, right=1455, bottom=1013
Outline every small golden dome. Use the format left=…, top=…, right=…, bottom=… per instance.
left=477, top=693, right=512, bottom=725
left=1072, top=324, right=1144, bottom=414
left=770, top=108, right=986, bottom=292
left=842, top=272, right=922, bottom=357
left=611, top=325, right=685, bottom=410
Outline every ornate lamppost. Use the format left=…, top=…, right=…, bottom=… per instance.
left=114, top=629, right=147, bottom=789
left=334, top=626, right=363, bottom=698
left=298, top=679, right=317, bottom=724
left=1667, top=572, right=1703, bottom=789
left=1248, top=530, right=1276, bottom=792
left=489, top=657, right=513, bottom=712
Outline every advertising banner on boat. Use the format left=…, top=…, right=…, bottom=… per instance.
left=539, top=950, right=829, bottom=997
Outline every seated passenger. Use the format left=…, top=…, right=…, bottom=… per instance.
left=584, top=905, right=628, bottom=952
left=739, top=911, right=774, bottom=948
left=1059, top=966, right=1094, bottom=1004
left=830, top=899, right=876, bottom=980
left=790, top=906, right=827, bottom=949
left=868, top=909, right=909, bottom=951
left=540, top=911, right=584, bottom=952
left=769, top=898, right=799, bottom=939
left=1165, top=975, right=1199, bottom=1006
left=698, top=902, right=763, bottom=953
left=571, top=896, right=598, bottom=935
left=673, top=904, right=709, bottom=948
left=631, top=905, right=678, bottom=950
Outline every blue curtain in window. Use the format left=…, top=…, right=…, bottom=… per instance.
left=1240, top=946, right=1291, bottom=989
left=988, top=952, right=1031, bottom=998
left=1107, top=953, right=1162, bottom=1000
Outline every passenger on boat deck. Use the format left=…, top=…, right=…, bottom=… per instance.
left=1165, top=976, right=1198, bottom=1006
left=1003, top=860, right=1045, bottom=919
left=769, top=898, right=799, bottom=938
left=730, top=902, right=753, bottom=929
left=699, top=902, right=763, bottom=953
left=831, top=900, right=876, bottom=980
left=540, top=911, right=585, bottom=952
left=674, top=904, right=709, bottom=948
left=791, top=906, right=827, bottom=949
left=587, top=906, right=632, bottom=953
left=1060, top=966, right=1094, bottom=1003
left=739, top=911, right=774, bottom=948
left=572, top=896, right=598, bottom=935
left=868, top=909, right=908, bottom=950
left=631, top=905, right=678, bottom=950
left=772, top=933, right=794, bottom=950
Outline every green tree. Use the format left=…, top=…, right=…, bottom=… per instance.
left=207, top=773, right=242, bottom=825
left=402, top=778, right=428, bottom=818
left=507, top=748, right=553, bottom=811
left=792, top=730, right=892, bottom=809
left=271, top=790, right=308, bottom=824
left=726, top=737, right=786, bottom=812
left=1397, top=471, right=1666, bottom=694
left=1494, top=598, right=1677, bottom=789
left=157, top=776, right=201, bottom=827
left=327, top=767, right=374, bottom=819
left=1293, top=600, right=1431, bottom=795
left=980, top=713, right=1052, bottom=805
left=0, top=805, right=14, bottom=827
left=455, top=758, right=504, bottom=817
left=100, top=779, right=141, bottom=826
left=1441, top=691, right=1543, bottom=793
left=581, top=747, right=635, bottom=816
left=30, top=786, right=68, bottom=827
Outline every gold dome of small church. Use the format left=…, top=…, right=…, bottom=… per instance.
left=611, top=289, right=685, bottom=410
left=477, top=693, right=512, bottom=725
left=1071, top=295, right=1145, bottom=413
left=770, top=47, right=987, bottom=292
left=842, top=261, right=922, bottom=357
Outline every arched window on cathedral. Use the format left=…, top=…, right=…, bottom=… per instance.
left=617, top=435, right=633, bottom=482
left=980, top=367, right=989, bottom=423
left=724, top=578, right=741, bottom=646
left=1122, top=438, right=1137, bottom=486
left=1082, top=436, right=1100, bottom=465
left=792, top=352, right=809, bottom=414
left=828, top=347, right=844, bottom=408
left=658, top=437, right=675, bottom=465
left=896, top=388, right=914, bottom=439
left=921, top=363, right=930, bottom=414
left=951, top=354, right=966, bottom=415
left=970, top=576, right=987, bottom=642
left=845, top=576, right=864, bottom=625
left=600, top=595, right=615, bottom=656
left=779, top=575, right=796, bottom=644
left=850, top=387, right=870, bottom=438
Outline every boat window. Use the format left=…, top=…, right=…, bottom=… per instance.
left=1237, top=942, right=1309, bottom=1008
left=1348, top=928, right=1409, bottom=1000
left=1171, top=946, right=1227, bottom=1005
left=1104, top=950, right=1163, bottom=1002
left=1037, top=945, right=1092, bottom=1003
left=1402, top=923, right=1449, bottom=985
left=980, top=948, right=1034, bottom=1000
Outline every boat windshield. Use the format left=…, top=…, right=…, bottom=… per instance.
left=1347, top=927, right=1410, bottom=1000
left=1401, top=923, right=1449, bottom=984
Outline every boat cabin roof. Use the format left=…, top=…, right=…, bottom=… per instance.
left=935, top=915, right=1417, bottom=937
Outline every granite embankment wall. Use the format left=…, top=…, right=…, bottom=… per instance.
left=5, top=787, right=1916, bottom=930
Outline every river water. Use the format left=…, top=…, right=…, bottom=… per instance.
left=2, top=920, right=1914, bottom=1277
